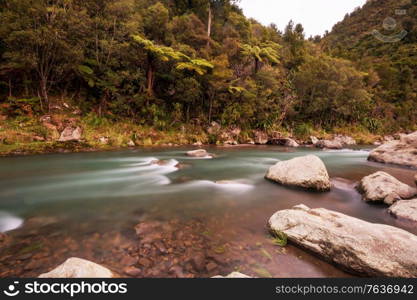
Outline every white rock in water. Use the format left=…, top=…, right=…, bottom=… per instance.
left=368, top=131, right=417, bottom=169
left=58, top=127, right=82, bottom=142
left=388, top=199, right=417, bottom=223
left=212, top=272, right=252, bottom=278
left=265, top=155, right=331, bottom=191
left=186, top=149, right=211, bottom=158
left=357, top=171, right=417, bottom=205
left=38, top=258, right=114, bottom=278
left=268, top=205, right=417, bottom=277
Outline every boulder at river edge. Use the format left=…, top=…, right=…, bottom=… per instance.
left=38, top=258, right=114, bottom=278
left=212, top=272, right=252, bottom=278
left=268, top=205, right=417, bottom=277
left=58, top=127, right=82, bottom=142
left=388, top=199, right=417, bottom=223
left=368, top=131, right=417, bottom=169
left=315, top=139, right=343, bottom=150
left=357, top=171, right=417, bottom=205
left=265, top=155, right=331, bottom=191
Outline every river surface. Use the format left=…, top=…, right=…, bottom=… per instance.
left=0, top=146, right=416, bottom=278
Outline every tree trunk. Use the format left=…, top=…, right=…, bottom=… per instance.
left=8, top=78, right=12, bottom=98
left=206, top=2, right=212, bottom=49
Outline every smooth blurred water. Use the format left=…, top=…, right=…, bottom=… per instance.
left=0, top=146, right=416, bottom=277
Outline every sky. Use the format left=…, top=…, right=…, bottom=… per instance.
left=238, top=0, right=367, bottom=37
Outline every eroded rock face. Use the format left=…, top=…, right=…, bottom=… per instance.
left=186, top=149, right=211, bottom=158
left=38, top=258, right=114, bottom=278
left=357, top=171, right=417, bottom=205
left=265, top=155, right=331, bottom=191
left=388, top=199, right=417, bottom=223
left=316, top=140, right=343, bottom=150
left=368, top=131, right=417, bottom=169
left=58, top=127, right=82, bottom=142
left=268, top=205, right=417, bottom=277
left=212, top=272, right=252, bottom=278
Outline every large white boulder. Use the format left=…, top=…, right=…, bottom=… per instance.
left=265, top=155, right=331, bottom=191
left=368, top=131, right=417, bottom=169
left=268, top=205, right=417, bottom=277
left=38, top=258, right=114, bottom=278
left=357, top=171, right=417, bottom=205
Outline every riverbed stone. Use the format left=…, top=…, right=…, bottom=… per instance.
left=38, top=257, right=114, bottom=278
left=357, top=171, right=417, bottom=205
left=253, top=131, right=268, bottom=145
left=265, top=155, right=331, bottom=191
left=212, top=272, right=252, bottom=278
left=388, top=199, right=417, bottom=223
left=58, top=126, right=82, bottom=142
left=333, top=135, right=356, bottom=146
left=268, top=204, right=417, bottom=277
left=316, top=139, right=343, bottom=149
left=368, top=131, right=417, bottom=169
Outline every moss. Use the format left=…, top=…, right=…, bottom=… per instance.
left=271, top=230, right=288, bottom=247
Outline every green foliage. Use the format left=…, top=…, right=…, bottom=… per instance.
left=0, top=0, right=414, bottom=133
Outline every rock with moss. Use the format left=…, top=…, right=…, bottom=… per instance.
left=265, top=155, right=331, bottom=191
left=357, top=171, right=417, bottom=205
left=268, top=204, right=417, bottom=277
left=368, top=131, right=417, bottom=169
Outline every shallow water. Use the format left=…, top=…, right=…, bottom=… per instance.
left=0, top=146, right=416, bottom=278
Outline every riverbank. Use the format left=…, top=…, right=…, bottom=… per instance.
left=0, top=111, right=390, bottom=157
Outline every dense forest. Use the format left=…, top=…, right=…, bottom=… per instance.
left=0, top=0, right=416, bottom=149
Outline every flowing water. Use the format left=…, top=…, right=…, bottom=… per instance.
left=0, top=146, right=416, bottom=278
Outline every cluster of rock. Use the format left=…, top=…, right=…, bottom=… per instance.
left=357, top=171, right=417, bottom=223
left=357, top=171, right=417, bottom=205
left=205, top=122, right=362, bottom=149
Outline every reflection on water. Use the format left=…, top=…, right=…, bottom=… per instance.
left=0, top=146, right=416, bottom=278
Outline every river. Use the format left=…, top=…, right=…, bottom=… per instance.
left=0, top=146, right=416, bottom=278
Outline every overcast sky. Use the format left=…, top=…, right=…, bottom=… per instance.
left=238, top=0, right=367, bottom=37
